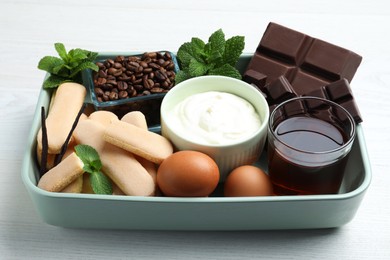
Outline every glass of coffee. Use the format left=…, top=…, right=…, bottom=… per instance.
left=267, top=97, right=356, bottom=195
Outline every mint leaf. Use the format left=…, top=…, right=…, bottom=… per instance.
left=191, top=37, right=206, bottom=54
left=42, top=74, right=70, bottom=89
left=190, top=38, right=207, bottom=63
left=86, top=50, right=98, bottom=61
left=177, top=42, right=196, bottom=67
left=176, top=29, right=244, bottom=83
left=207, top=49, right=223, bottom=66
left=74, top=144, right=112, bottom=195
left=175, top=69, right=191, bottom=84
left=52, top=63, right=67, bottom=75
left=55, top=43, right=68, bottom=61
left=38, top=43, right=97, bottom=89
left=75, top=144, right=102, bottom=173
left=68, top=48, right=89, bottom=61
left=69, top=61, right=98, bottom=78
left=38, top=56, right=64, bottom=74
left=209, top=64, right=242, bottom=79
left=208, top=29, right=225, bottom=55
left=90, top=171, right=113, bottom=195
left=223, top=36, right=245, bottom=66
left=188, top=59, right=209, bottom=77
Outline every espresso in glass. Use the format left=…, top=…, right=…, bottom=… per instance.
left=267, top=97, right=356, bottom=195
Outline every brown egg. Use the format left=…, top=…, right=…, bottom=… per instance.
left=224, top=165, right=273, bottom=197
left=157, top=151, right=220, bottom=197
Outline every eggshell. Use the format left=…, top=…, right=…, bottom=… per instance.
left=157, top=151, right=219, bottom=197
left=224, top=165, right=273, bottom=197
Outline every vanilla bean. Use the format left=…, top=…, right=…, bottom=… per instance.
left=39, top=106, right=48, bottom=177
left=54, top=103, right=86, bottom=166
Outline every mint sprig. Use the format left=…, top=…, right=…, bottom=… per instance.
left=74, top=144, right=112, bottom=195
left=176, top=29, right=245, bottom=84
left=38, top=43, right=98, bottom=89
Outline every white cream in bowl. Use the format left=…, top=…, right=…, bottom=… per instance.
left=169, top=91, right=261, bottom=145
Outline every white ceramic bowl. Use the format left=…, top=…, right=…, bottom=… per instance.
left=160, top=75, right=269, bottom=181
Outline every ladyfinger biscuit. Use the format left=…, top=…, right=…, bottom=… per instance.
left=121, top=111, right=148, bottom=129
left=38, top=152, right=85, bottom=192
left=73, top=119, right=106, bottom=152
left=101, top=143, right=155, bottom=196
left=89, top=111, right=118, bottom=126
left=73, top=119, right=155, bottom=196
left=61, top=176, right=83, bottom=193
left=37, top=82, right=86, bottom=154
left=121, top=112, right=159, bottom=192
left=81, top=174, right=94, bottom=194
left=104, top=120, right=173, bottom=164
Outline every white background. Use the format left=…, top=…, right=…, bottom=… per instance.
left=1, top=0, right=389, bottom=259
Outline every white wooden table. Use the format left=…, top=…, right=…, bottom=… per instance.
left=1, top=0, right=389, bottom=259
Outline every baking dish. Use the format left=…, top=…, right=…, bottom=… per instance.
left=21, top=54, right=371, bottom=230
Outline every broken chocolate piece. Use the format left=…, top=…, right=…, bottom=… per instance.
left=264, top=76, right=362, bottom=123
left=306, top=79, right=362, bottom=123
left=242, top=69, right=267, bottom=88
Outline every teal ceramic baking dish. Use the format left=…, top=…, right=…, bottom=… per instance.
left=21, top=54, right=371, bottom=230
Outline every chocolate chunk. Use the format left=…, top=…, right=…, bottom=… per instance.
left=242, top=69, right=267, bottom=88
left=265, top=76, right=362, bottom=123
left=245, top=22, right=362, bottom=91
left=265, top=76, right=297, bottom=104
left=306, top=79, right=362, bottom=123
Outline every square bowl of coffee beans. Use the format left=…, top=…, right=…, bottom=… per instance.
left=83, top=51, right=179, bottom=127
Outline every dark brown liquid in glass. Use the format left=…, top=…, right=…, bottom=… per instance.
left=268, top=117, right=350, bottom=195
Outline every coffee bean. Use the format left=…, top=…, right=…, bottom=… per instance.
left=155, top=70, right=166, bottom=81
left=148, top=62, right=160, bottom=70
left=164, top=52, right=172, bottom=60
left=150, top=87, right=165, bottom=93
left=157, top=58, right=165, bottom=66
left=108, top=68, right=117, bottom=75
left=95, top=87, right=104, bottom=96
left=119, top=91, right=128, bottom=99
left=139, top=61, right=148, bottom=68
left=113, top=69, right=123, bottom=77
left=113, top=62, right=122, bottom=69
left=103, top=93, right=110, bottom=101
left=109, top=92, right=118, bottom=100
left=93, top=51, right=177, bottom=103
left=96, top=62, right=105, bottom=69
left=117, top=81, right=128, bottom=91
left=116, top=55, right=125, bottom=62
left=134, top=78, right=142, bottom=84
left=106, top=79, right=117, bottom=86
left=162, top=60, right=171, bottom=68
left=162, top=81, right=169, bottom=88
left=96, top=77, right=107, bottom=85
left=128, top=88, right=137, bottom=97
left=134, top=84, right=144, bottom=91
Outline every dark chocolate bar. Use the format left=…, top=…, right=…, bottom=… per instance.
left=244, top=22, right=363, bottom=123
left=265, top=76, right=362, bottom=123
left=244, top=22, right=362, bottom=91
